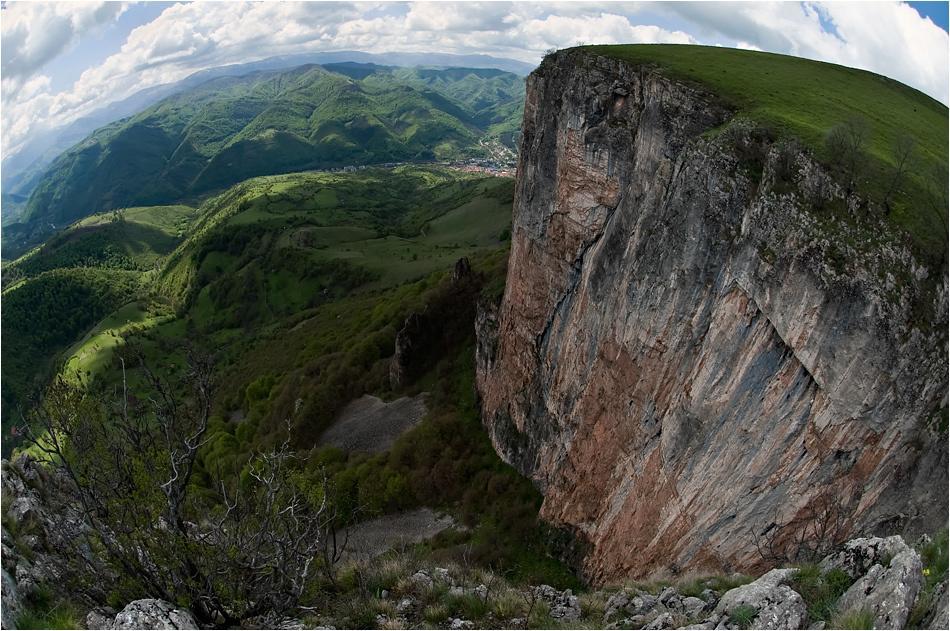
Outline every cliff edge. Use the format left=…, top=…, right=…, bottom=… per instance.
left=475, top=48, right=948, bottom=583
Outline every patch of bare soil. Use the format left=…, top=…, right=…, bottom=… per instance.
left=341, top=508, right=455, bottom=562
left=319, top=393, right=428, bottom=453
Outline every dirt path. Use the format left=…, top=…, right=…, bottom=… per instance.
left=319, top=393, right=428, bottom=453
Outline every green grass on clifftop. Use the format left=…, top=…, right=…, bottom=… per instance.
left=581, top=44, right=949, bottom=258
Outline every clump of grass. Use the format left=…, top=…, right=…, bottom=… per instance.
left=578, top=590, right=608, bottom=620
left=920, top=529, right=949, bottom=590
left=728, top=604, right=758, bottom=629
left=445, top=592, right=490, bottom=621
left=423, top=603, right=450, bottom=625
left=909, top=529, right=949, bottom=627
left=678, top=574, right=754, bottom=597
left=490, top=588, right=527, bottom=620
left=791, top=563, right=854, bottom=622
left=14, top=586, right=82, bottom=631
left=830, top=607, right=875, bottom=629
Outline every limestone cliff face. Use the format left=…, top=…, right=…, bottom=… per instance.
left=475, top=50, right=948, bottom=583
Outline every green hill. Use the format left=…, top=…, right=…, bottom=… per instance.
left=582, top=44, right=949, bottom=259
left=14, top=64, right=522, bottom=254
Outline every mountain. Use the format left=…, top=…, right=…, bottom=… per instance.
left=6, top=62, right=523, bottom=257
left=0, top=50, right=534, bottom=224
left=476, top=45, right=948, bottom=581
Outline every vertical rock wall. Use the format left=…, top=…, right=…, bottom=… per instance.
left=476, top=50, right=948, bottom=583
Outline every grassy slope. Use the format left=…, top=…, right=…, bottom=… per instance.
left=35, top=168, right=566, bottom=587
left=6, top=205, right=195, bottom=281
left=582, top=44, right=949, bottom=258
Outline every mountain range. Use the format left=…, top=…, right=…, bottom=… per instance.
left=4, top=60, right=525, bottom=257
left=0, top=50, right=533, bottom=224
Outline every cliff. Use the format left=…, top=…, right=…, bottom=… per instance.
left=475, top=48, right=949, bottom=583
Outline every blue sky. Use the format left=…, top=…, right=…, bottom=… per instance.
left=909, top=1, right=949, bottom=30
left=2, top=1, right=948, bottom=157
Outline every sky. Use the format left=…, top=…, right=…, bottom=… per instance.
left=1, top=1, right=949, bottom=158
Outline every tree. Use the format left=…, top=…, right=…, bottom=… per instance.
left=20, top=350, right=347, bottom=625
left=825, top=117, right=870, bottom=195
left=882, top=134, right=916, bottom=213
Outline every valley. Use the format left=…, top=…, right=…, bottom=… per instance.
left=1, top=39, right=948, bottom=631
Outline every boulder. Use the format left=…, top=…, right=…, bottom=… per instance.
left=819, top=536, right=911, bottom=580
left=85, top=607, right=117, bottom=630
left=646, top=612, right=676, bottom=629
left=448, top=618, right=474, bottom=630
left=410, top=570, right=434, bottom=590
left=659, top=586, right=684, bottom=611
left=682, top=596, right=708, bottom=619
left=712, top=568, right=807, bottom=630
left=533, top=584, right=581, bottom=620
left=835, top=548, right=923, bottom=629
left=111, top=599, right=197, bottom=630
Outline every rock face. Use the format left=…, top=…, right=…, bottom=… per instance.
left=111, top=599, right=197, bottom=630
left=475, top=48, right=948, bottom=582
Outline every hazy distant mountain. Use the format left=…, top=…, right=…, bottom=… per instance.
left=9, top=62, right=523, bottom=253
left=1, top=51, right=533, bottom=225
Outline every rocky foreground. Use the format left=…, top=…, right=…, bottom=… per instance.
left=2, top=454, right=947, bottom=630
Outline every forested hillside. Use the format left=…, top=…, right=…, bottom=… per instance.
left=7, top=63, right=523, bottom=257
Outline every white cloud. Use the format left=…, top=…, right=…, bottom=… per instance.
left=1, top=1, right=947, bottom=159
left=1, top=1, right=126, bottom=89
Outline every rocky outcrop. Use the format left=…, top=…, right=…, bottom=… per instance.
left=819, top=535, right=912, bottom=579
left=391, top=257, right=479, bottom=389
left=111, top=599, right=198, bottom=630
left=476, top=48, right=948, bottom=581
left=835, top=546, right=923, bottom=629
left=711, top=569, right=807, bottom=630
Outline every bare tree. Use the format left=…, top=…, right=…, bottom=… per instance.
left=20, top=350, right=344, bottom=625
left=826, top=117, right=870, bottom=195
left=750, top=488, right=852, bottom=566
left=883, top=134, right=917, bottom=212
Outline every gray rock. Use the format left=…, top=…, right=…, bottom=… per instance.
left=604, top=590, right=631, bottom=620
left=534, top=584, right=581, bottom=620
left=924, top=580, right=948, bottom=630
left=836, top=548, right=923, bottom=629
left=85, top=607, right=117, bottom=630
left=410, top=570, right=433, bottom=590
left=659, top=586, right=684, bottom=611
left=111, top=599, right=197, bottom=630
left=448, top=618, right=474, bottom=630
left=819, top=535, right=911, bottom=579
left=395, top=597, right=414, bottom=616
left=646, top=612, right=676, bottom=629
left=2, top=569, right=20, bottom=630
left=713, top=568, right=807, bottom=630
left=433, top=567, right=452, bottom=584
left=682, top=596, right=708, bottom=619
